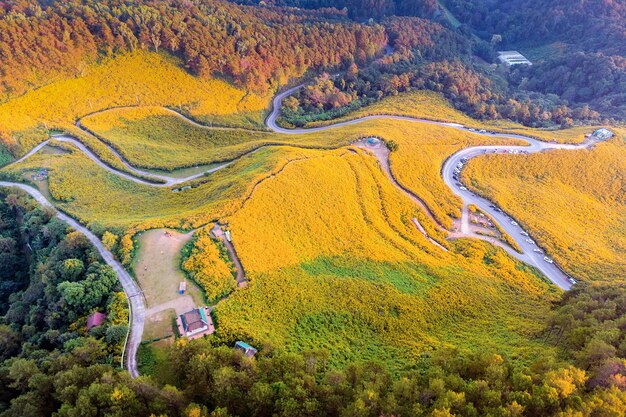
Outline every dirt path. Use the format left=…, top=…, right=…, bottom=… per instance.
left=211, top=224, right=246, bottom=285
left=2, top=83, right=608, bottom=378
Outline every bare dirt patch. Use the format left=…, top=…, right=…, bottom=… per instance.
left=135, top=228, right=204, bottom=308
left=135, top=228, right=209, bottom=340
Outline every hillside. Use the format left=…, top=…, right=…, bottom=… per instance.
left=0, top=52, right=270, bottom=157
left=463, top=131, right=626, bottom=281
left=216, top=149, right=558, bottom=371
left=0, top=1, right=624, bottom=416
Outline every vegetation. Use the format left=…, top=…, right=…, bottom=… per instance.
left=371, top=120, right=526, bottom=227
left=79, top=106, right=358, bottom=171
left=547, top=280, right=626, bottom=390
left=463, top=132, right=626, bottom=281
left=0, top=0, right=386, bottom=101
left=0, top=52, right=271, bottom=157
left=2, top=334, right=626, bottom=416
left=444, top=0, right=625, bottom=56
left=0, top=187, right=128, bottom=365
left=297, top=89, right=599, bottom=144
left=0, top=1, right=624, bottom=416
left=213, top=149, right=560, bottom=371
left=182, top=226, right=237, bottom=302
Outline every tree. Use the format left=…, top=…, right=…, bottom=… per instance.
left=102, top=231, right=118, bottom=252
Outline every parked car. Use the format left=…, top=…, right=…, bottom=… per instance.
left=543, top=257, right=554, bottom=264
left=525, top=239, right=535, bottom=244
left=533, top=248, right=543, bottom=253
left=520, top=231, right=529, bottom=236
left=568, top=277, right=577, bottom=285
left=479, top=129, right=487, bottom=134
left=459, top=186, right=467, bottom=191
left=510, top=221, right=518, bottom=226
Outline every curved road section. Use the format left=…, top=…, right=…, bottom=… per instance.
left=0, top=181, right=145, bottom=377
left=267, top=86, right=603, bottom=291
left=4, top=83, right=606, bottom=374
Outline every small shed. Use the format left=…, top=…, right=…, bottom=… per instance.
left=211, top=224, right=224, bottom=238
left=87, top=312, right=107, bottom=331
left=592, top=128, right=614, bottom=141
left=179, top=281, right=187, bottom=294
left=234, top=341, right=257, bottom=357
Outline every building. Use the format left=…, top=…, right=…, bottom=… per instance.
left=234, top=341, right=258, bottom=357
left=87, top=312, right=107, bottom=331
left=498, top=51, right=532, bottom=67
left=211, top=223, right=224, bottom=239
left=176, top=307, right=215, bottom=340
left=592, top=128, right=614, bottom=141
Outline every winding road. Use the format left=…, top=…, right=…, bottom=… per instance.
left=0, top=181, right=145, bottom=378
left=0, top=83, right=606, bottom=375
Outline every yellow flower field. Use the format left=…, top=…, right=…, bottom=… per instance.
left=182, top=226, right=237, bottom=302
left=79, top=107, right=528, bottom=226
left=213, top=148, right=560, bottom=370
left=80, top=106, right=355, bottom=171
left=0, top=52, right=271, bottom=155
left=309, top=90, right=602, bottom=144
left=463, top=130, right=626, bottom=281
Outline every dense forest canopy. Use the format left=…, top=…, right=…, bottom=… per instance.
left=442, top=0, right=626, bottom=55
left=0, top=0, right=624, bottom=127
left=0, top=0, right=387, bottom=99
left=236, top=0, right=439, bottom=20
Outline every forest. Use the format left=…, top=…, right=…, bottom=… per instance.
left=236, top=0, right=439, bottom=20
left=0, top=0, right=386, bottom=100
left=277, top=12, right=624, bottom=128
left=0, top=191, right=625, bottom=416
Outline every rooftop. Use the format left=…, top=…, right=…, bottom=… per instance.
left=498, top=51, right=532, bottom=67
left=87, top=312, right=107, bottom=330
left=180, top=308, right=208, bottom=332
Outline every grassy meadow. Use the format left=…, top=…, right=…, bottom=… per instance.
left=463, top=129, right=626, bottom=282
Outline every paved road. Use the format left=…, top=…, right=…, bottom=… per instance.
left=266, top=84, right=603, bottom=290
left=4, top=83, right=604, bottom=371
left=441, top=140, right=596, bottom=290
left=0, top=181, right=145, bottom=377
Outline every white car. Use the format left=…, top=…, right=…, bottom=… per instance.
left=520, top=231, right=529, bottom=236
left=544, top=257, right=554, bottom=264
left=459, top=186, right=467, bottom=191
left=568, top=277, right=577, bottom=285
left=510, top=221, right=518, bottom=226
left=525, top=239, right=535, bottom=244
left=533, top=248, right=543, bottom=253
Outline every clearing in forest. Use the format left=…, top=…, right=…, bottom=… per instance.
left=134, top=228, right=204, bottom=316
